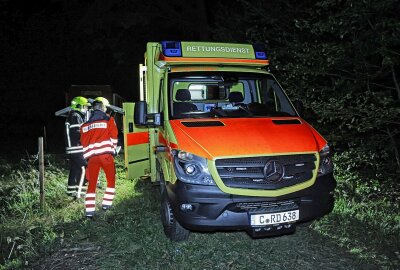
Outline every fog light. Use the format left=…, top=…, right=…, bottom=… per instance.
left=180, top=203, right=194, bottom=212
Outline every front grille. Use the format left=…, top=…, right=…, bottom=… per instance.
left=215, top=154, right=316, bottom=190
left=228, top=200, right=299, bottom=213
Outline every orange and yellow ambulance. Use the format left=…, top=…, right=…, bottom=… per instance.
left=123, top=41, right=336, bottom=241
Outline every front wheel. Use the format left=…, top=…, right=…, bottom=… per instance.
left=160, top=191, right=190, bottom=242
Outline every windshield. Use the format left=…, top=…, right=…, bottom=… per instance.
left=169, top=72, right=297, bottom=119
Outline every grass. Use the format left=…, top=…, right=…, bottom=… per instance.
left=0, top=155, right=84, bottom=269
left=0, top=154, right=399, bottom=269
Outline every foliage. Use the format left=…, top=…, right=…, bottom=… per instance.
left=33, top=158, right=400, bottom=269
left=0, top=154, right=398, bottom=269
left=212, top=0, right=400, bottom=204
left=0, top=154, right=83, bottom=269
left=211, top=5, right=400, bottom=266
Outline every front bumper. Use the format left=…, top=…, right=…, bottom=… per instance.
left=166, top=173, right=336, bottom=232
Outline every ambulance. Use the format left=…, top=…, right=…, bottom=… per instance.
left=123, top=41, right=336, bottom=241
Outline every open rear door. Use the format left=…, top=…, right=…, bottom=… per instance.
left=123, top=102, right=150, bottom=179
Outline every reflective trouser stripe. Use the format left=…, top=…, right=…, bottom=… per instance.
left=102, top=188, right=115, bottom=207
left=85, top=193, right=96, bottom=213
left=67, top=185, right=78, bottom=194
left=102, top=200, right=113, bottom=206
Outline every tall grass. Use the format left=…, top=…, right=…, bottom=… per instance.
left=0, top=154, right=83, bottom=269
left=312, top=151, right=400, bottom=268
left=0, top=152, right=399, bottom=269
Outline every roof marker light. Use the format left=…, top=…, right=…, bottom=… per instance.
left=161, top=41, right=182, bottom=57
left=253, top=44, right=268, bottom=60
left=255, top=51, right=267, bottom=59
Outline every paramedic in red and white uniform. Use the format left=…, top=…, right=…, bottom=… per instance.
left=80, top=97, right=118, bottom=218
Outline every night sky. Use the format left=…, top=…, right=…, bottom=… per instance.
left=0, top=0, right=216, bottom=155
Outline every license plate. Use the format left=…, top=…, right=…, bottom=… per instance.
left=250, top=210, right=299, bottom=226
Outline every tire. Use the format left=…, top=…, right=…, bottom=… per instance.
left=160, top=191, right=190, bottom=241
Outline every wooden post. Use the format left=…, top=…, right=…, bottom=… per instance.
left=43, top=126, right=48, bottom=151
left=38, top=137, right=45, bottom=209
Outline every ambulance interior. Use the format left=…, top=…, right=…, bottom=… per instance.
left=170, top=72, right=297, bottom=119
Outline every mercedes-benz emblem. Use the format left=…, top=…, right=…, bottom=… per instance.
left=263, top=160, right=285, bottom=182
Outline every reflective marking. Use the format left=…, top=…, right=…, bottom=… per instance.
left=82, top=122, right=107, bottom=133
left=126, top=132, right=149, bottom=146
left=102, top=200, right=113, bottom=206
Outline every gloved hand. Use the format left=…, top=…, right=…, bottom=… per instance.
left=113, top=146, right=121, bottom=157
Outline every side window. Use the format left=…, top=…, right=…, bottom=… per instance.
left=267, top=86, right=279, bottom=111
left=259, top=79, right=278, bottom=112
left=259, top=78, right=295, bottom=115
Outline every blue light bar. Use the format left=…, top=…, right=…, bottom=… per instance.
left=255, top=51, right=267, bottom=59
left=161, top=41, right=182, bottom=57
left=253, top=44, right=268, bottom=60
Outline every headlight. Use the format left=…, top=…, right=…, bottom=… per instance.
left=172, top=150, right=216, bottom=185
left=318, top=144, right=334, bottom=176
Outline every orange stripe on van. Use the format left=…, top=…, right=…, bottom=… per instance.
left=127, top=132, right=149, bottom=146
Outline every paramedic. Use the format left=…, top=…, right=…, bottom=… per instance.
left=80, top=97, right=118, bottom=218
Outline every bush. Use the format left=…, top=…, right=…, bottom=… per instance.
left=0, top=154, right=81, bottom=269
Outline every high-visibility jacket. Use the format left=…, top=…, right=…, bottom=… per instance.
left=65, top=110, right=85, bottom=154
left=80, top=110, right=118, bottom=160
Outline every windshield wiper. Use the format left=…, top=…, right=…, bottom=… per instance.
left=237, top=105, right=254, bottom=116
left=210, top=107, right=227, bottom=117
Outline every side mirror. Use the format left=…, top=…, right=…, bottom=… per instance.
left=134, top=101, right=147, bottom=125
left=293, top=100, right=304, bottom=117
left=134, top=101, right=162, bottom=126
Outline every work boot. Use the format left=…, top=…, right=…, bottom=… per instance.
left=85, top=211, right=95, bottom=219
left=102, top=205, right=112, bottom=211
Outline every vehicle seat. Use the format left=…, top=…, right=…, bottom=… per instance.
left=173, top=89, right=198, bottom=115
left=228, top=92, right=244, bottom=106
